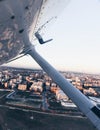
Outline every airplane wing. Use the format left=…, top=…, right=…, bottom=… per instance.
left=0, top=0, right=43, bottom=65
left=0, top=0, right=69, bottom=65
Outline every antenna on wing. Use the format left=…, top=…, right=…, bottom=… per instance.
left=34, top=17, right=57, bottom=44
left=35, top=31, right=53, bottom=44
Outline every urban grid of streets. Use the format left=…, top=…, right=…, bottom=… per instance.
left=0, top=66, right=99, bottom=130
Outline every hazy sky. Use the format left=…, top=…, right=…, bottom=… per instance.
left=5, top=0, right=100, bottom=74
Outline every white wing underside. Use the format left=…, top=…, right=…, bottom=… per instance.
left=0, top=0, right=69, bottom=65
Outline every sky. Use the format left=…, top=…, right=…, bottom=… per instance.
left=5, top=0, right=100, bottom=74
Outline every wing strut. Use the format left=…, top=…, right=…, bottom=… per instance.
left=27, top=45, right=100, bottom=130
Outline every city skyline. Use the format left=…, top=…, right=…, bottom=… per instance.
left=4, top=0, right=100, bottom=74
